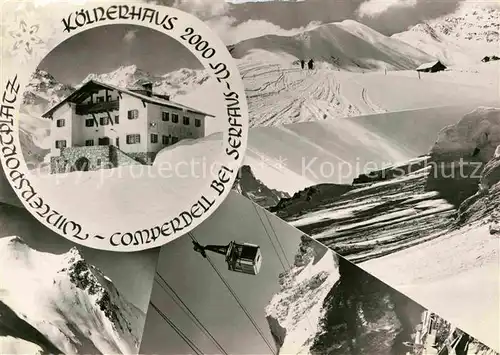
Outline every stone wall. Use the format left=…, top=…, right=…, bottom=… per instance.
left=50, top=146, right=144, bottom=174
left=50, top=146, right=113, bottom=174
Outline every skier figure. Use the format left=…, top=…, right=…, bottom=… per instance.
left=300, top=59, right=305, bottom=69
left=308, top=59, right=314, bottom=70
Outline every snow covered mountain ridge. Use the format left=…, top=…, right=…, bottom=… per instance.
left=409, top=1, right=499, bottom=43
left=392, top=1, right=499, bottom=65
left=230, top=19, right=434, bottom=71
left=0, top=236, right=145, bottom=355
left=22, top=65, right=210, bottom=114
left=23, top=69, right=75, bottom=114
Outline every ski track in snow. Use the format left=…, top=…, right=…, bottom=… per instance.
left=239, top=58, right=498, bottom=128
left=240, top=62, right=386, bottom=127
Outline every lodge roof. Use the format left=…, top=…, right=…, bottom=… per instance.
left=416, top=60, right=446, bottom=71
left=42, top=80, right=215, bottom=119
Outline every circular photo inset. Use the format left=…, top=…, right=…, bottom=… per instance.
left=1, top=4, right=248, bottom=251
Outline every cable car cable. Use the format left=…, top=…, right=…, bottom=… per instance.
left=150, top=302, right=204, bottom=355
left=256, top=207, right=319, bottom=334
left=188, top=232, right=277, bottom=355
left=250, top=202, right=288, bottom=272
left=260, top=205, right=292, bottom=268
left=154, top=273, right=230, bottom=355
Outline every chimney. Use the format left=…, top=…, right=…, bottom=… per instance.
left=142, top=82, right=153, bottom=97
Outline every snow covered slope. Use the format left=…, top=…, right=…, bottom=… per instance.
left=28, top=133, right=223, bottom=237
left=0, top=236, right=145, bottom=355
left=392, top=1, right=500, bottom=66
left=238, top=56, right=498, bottom=126
left=230, top=19, right=433, bottom=71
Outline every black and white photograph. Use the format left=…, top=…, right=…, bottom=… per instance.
left=167, top=0, right=500, bottom=349
left=0, top=163, right=160, bottom=355
left=1, top=0, right=499, bottom=354
left=18, top=23, right=230, bottom=236
left=139, top=190, right=498, bottom=355
left=236, top=105, right=500, bottom=351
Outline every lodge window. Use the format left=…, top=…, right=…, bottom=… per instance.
left=183, top=116, right=190, bottom=125
left=85, top=139, right=94, bottom=146
left=195, top=119, right=201, bottom=127
left=172, top=136, right=179, bottom=144
left=98, top=137, right=110, bottom=146
left=116, top=137, right=120, bottom=147
left=151, top=134, right=158, bottom=143
left=55, top=140, right=66, bottom=149
left=126, top=134, right=141, bottom=144
left=85, top=119, right=94, bottom=127
left=100, top=116, right=109, bottom=126
left=115, top=115, right=119, bottom=124
left=96, top=96, right=104, bottom=103
left=172, top=113, right=179, bottom=123
left=162, top=135, right=169, bottom=145
left=97, top=159, right=102, bottom=166
left=128, top=109, right=139, bottom=120
left=56, top=119, right=65, bottom=127
left=162, top=112, right=169, bottom=121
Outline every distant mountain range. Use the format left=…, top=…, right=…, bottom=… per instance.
left=22, top=65, right=210, bottom=115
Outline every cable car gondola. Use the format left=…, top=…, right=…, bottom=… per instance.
left=192, top=240, right=262, bottom=275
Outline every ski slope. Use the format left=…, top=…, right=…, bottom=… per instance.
left=240, top=56, right=500, bottom=127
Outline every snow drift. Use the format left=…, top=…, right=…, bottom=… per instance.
left=426, top=106, right=500, bottom=206
left=0, top=236, right=145, bottom=355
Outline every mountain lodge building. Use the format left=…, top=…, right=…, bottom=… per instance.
left=42, top=80, right=214, bottom=173
left=416, top=60, right=447, bottom=73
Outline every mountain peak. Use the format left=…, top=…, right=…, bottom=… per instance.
left=233, top=165, right=290, bottom=208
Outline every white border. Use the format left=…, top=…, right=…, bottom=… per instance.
left=0, top=2, right=249, bottom=252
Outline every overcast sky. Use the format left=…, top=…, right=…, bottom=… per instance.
left=38, top=24, right=203, bottom=86
left=139, top=191, right=306, bottom=354
left=162, top=0, right=467, bottom=44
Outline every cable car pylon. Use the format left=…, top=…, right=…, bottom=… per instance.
left=189, top=232, right=277, bottom=355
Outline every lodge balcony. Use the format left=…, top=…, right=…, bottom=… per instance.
left=75, top=100, right=119, bottom=115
